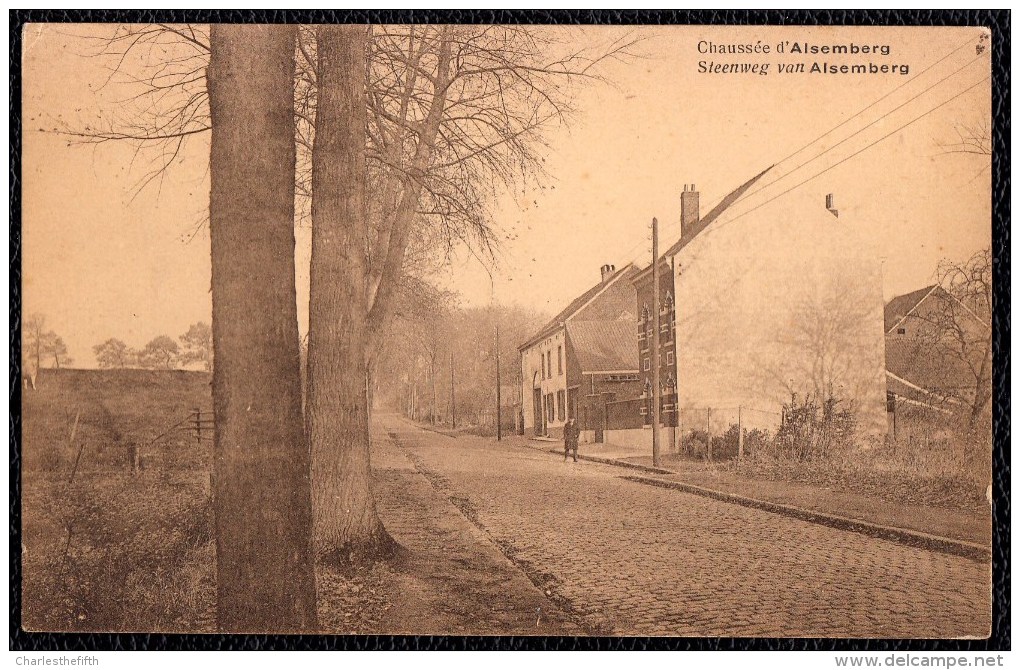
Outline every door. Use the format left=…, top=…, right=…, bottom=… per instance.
left=533, top=388, right=543, bottom=436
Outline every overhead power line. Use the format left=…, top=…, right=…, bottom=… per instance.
left=677, top=34, right=983, bottom=243
left=733, top=50, right=988, bottom=208
left=768, top=34, right=978, bottom=170
left=609, top=33, right=985, bottom=271
left=701, top=75, right=991, bottom=239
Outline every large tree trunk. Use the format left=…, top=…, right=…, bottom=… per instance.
left=207, top=24, right=318, bottom=632
left=308, top=24, right=395, bottom=563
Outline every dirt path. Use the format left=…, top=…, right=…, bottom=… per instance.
left=315, top=417, right=579, bottom=635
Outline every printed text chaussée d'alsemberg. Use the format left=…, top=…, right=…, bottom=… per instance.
left=697, top=41, right=909, bottom=76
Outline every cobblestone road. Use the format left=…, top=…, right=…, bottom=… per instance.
left=380, top=415, right=991, bottom=638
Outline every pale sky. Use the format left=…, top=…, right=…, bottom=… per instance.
left=21, top=24, right=992, bottom=367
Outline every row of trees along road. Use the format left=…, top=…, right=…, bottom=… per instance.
left=63, top=24, right=636, bottom=631
left=92, top=322, right=213, bottom=370
left=374, top=284, right=550, bottom=428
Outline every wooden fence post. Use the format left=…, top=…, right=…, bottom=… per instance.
left=678, top=408, right=684, bottom=455
left=706, top=407, right=713, bottom=462
left=737, top=406, right=744, bottom=462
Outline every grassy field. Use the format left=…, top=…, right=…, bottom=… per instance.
left=734, top=438, right=992, bottom=512
left=21, top=368, right=216, bottom=632
left=19, top=369, right=573, bottom=635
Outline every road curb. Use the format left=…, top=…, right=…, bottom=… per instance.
left=568, top=450, right=675, bottom=475
left=620, top=474, right=990, bottom=562
left=524, top=441, right=676, bottom=475
left=413, top=422, right=459, bottom=438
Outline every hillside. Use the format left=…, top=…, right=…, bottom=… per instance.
left=22, top=368, right=213, bottom=472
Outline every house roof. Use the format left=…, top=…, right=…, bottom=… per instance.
left=518, top=264, right=637, bottom=351
left=564, top=320, right=639, bottom=372
left=885, top=337, right=974, bottom=395
left=884, top=285, right=938, bottom=333
left=633, top=165, right=775, bottom=282
left=664, top=165, right=775, bottom=257
left=886, top=371, right=957, bottom=410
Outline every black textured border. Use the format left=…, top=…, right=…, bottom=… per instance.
left=8, top=8, right=1011, bottom=652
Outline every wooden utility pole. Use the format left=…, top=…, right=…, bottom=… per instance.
left=450, top=351, right=456, bottom=429
left=706, top=406, right=713, bottom=461
left=651, top=217, right=662, bottom=467
left=495, top=321, right=502, bottom=441
left=430, top=359, right=437, bottom=426
left=737, top=406, right=744, bottom=461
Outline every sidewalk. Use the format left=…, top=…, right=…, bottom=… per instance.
left=314, top=426, right=579, bottom=635
left=522, top=437, right=990, bottom=554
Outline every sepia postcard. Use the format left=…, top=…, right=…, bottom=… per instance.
left=17, top=21, right=996, bottom=639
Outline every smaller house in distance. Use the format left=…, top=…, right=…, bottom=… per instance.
left=564, top=320, right=642, bottom=444
left=519, top=264, right=639, bottom=438
left=884, top=284, right=991, bottom=441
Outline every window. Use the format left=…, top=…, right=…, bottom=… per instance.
left=540, top=352, right=546, bottom=379
left=546, top=394, right=555, bottom=423
left=666, top=351, right=674, bottom=366
left=558, top=345, right=563, bottom=375
left=897, top=327, right=906, bottom=335
left=643, top=358, right=650, bottom=371
left=556, top=390, right=566, bottom=421
left=640, top=304, right=650, bottom=322
left=547, top=351, right=552, bottom=377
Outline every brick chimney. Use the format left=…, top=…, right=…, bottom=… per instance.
left=600, top=263, right=616, bottom=282
left=826, top=193, right=839, bottom=218
left=681, top=184, right=700, bottom=236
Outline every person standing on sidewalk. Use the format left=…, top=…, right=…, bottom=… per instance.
left=563, top=418, right=579, bottom=462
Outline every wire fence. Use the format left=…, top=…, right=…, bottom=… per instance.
left=595, top=395, right=785, bottom=460
left=25, top=406, right=213, bottom=476
left=672, top=405, right=783, bottom=460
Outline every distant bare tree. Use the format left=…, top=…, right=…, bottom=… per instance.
left=179, top=321, right=213, bottom=371
left=24, top=313, right=50, bottom=372
left=139, top=335, right=180, bottom=369
left=914, top=249, right=993, bottom=428
left=93, top=338, right=133, bottom=368
left=49, top=336, right=71, bottom=368
left=755, top=275, right=883, bottom=418
left=24, top=313, right=73, bottom=370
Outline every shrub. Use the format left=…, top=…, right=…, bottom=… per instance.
left=711, top=424, right=740, bottom=460
left=681, top=429, right=708, bottom=458
left=742, top=427, right=771, bottom=458
left=772, top=390, right=856, bottom=461
left=22, top=473, right=214, bottom=632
